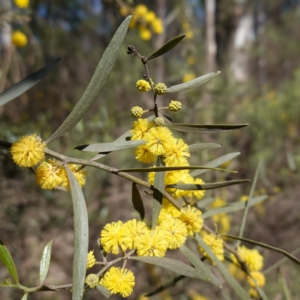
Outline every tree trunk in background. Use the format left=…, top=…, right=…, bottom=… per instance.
left=154, top=0, right=167, bottom=83
left=205, top=0, right=217, bottom=72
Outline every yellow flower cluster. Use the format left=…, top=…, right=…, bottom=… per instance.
left=169, top=100, right=182, bottom=112
left=198, top=232, right=224, bottom=263
left=14, top=0, right=29, bottom=9
left=10, top=134, right=87, bottom=190
left=129, top=4, right=164, bottom=41
left=210, top=197, right=231, bottom=234
left=12, top=30, right=28, bottom=47
left=86, top=250, right=96, bottom=269
left=136, top=79, right=151, bottom=92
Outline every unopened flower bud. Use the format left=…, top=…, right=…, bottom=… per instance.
left=169, top=100, right=182, bottom=112
left=154, top=83, right=167, bottom=95
left=85, top=273, right=99, bottom=288
left=136, top=79, right=151, bottom=92
left=154, top=117, right=165, bottom=126
left=131, top=106, right=144, bottom=118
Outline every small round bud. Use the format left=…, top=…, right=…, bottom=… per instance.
left=136, top=79, right=151, bottom=92
left=154, top=83, right=167, bottom=95
left=169, top=100, right=182, bottom=112
left=154, top=117, right=165, bottom=126
left=85, top=273, right=99, bottom=288
left=131, top=106, right=144, bottom=118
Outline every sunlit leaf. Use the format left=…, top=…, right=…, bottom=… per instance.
left=39, top=240, right=53, bottom=284
left=167, top=180, right=250, bottom=191
left=66, top=166, right=89, bottom=300
left=131, top=256, right=208, bottom=280
left=0, top=58, right=62, bottom=107
left=188, top=143, right=221, bottom=152
left=166, top=71, right=221, bottom=93
left=132, top=183, right=145, bottom=220
left=0, top=240, right=19, bottom=284
left=75, top=140, right=144, bottom=153
left=202, top=195, right=268, bottom=218
left=167, top=123, right=248, bottom=134
left=195, top=234, right=250, bottom=300
left=147, top=35, right=185, bottom=61
left=96, top=285, right=111, bottom=298
left=191, top=152, right=240, bottom=177
left=179, top=245, right=221, bottom=287
left=46, top=16, right=132, bottom=144
left=223, top=235, right=300, bottom=265
left=152, top=158, right=164, bottom=229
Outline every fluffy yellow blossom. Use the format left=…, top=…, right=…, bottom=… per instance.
left=136, top=79, right=151, bottom=92
left=228, top=263, right=246, bottom=281
left=135, top=228, right=168, bottom=257
left=58, top=164, right=87, bottom=190
left=100, top=267, right=135, bottom=297
left=158, top=199, right=180, bottom=224
left=14, top=0, right=29, bottom=9
left=247, top=271, right=266, bottom=288
left=36, top=159, right=62, bottom=190
left=85, top=273, right=99, bottom=288
left=11, top=134, right=46, bottom=167
left=144, top=11, right=156, bottom=23
left=212, top=213, right=231, bottom=234
left=139, top=27, right=152, bottom=41
left=231, top=246, right=264, bottom=272
left=164, top=138, right=190, bottom=167
left=159, top=218, right=188, bottom=249
left=121, top=219, right=148, bottom=250
left=131, top=106, right=144, bottom=118
left=152, top=18, right=164, bottom=34
left=178, top=206, right=203, bottom=236
left=182, top=73, right=196, bottom=83
left=100, top=221, right=131, bottom=254
left=134, top=145, right=157, bottom=164
left=248, top=288, right=259, bottom=299
left=198, top=232, right=224, bottom=263
left=86, top=250, right=96, bottom=269
left=144, top=126, right=174, bottom=156
left=131, top=118, right=153, bottom=141
left=12, top=30, right=28, bottom=47
left=134, top=4, right=148, bottom=17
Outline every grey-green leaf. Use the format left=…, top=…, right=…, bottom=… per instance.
left=191, top=152, right=240, bottom=177
left=66, top=166, right=89, bottom=300
left=223, top=235, right=300, bottom=265
left=166, top=71, right=221, bottom=93
left=152, top=158, right=165, bottom=229
left=147, top=34, right=185, bottom=61
left=167, top=180, right=250, bottom=191
left=131, top=256, right=208, bottom=280
left=179, top=245, right=221, bottom=287
left=167, top=123, right=248, bottom=134
left=0, top=58, right=62, bottom=107
left=202, top=195, right=268, bottom=218
left=21, top=294, right=28, bottom=300
left=195, top=234, right=251, bottom=300
left=188, top=143, right=221, bottom=152
left=39, top=240, right=53, bottom=284
left=96, top=285, right=111, bottom=298
left=132, top=183, right=145, bottom=220
left=0, top=240, right=19, bottom=284
left=76, top=140, right=144, bottom=153
left=46, top=16, right=132, bottom=144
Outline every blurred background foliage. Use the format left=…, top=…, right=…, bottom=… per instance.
left=1, top=0, right=300, bottom=299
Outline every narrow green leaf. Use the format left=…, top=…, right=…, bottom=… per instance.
left=195, top=234, right=250, bottom=300
left=166, top=71, right=221, bottom=93
left=179, top=245, right=221, bottom=287
left=145, top=275, right=185, bottom=297
left=223, top=235, right=300, bottom=265
left=0, top=240, right=19, bottom=284
left=191, top=152, right=241, bottom=177
left=39, top=240, right=53, bottom=284
left=46, top=16, right=132, bottom=144
left=119, top=165, right=234, bottom=173
left=0, top=58, right=62, bottom=107
left=65, top=166, right=89, bottom=300
left=256, top=286, right=269, bottom=300
left=96, top=285, right=111, bottom=298
left=21, top=294, right=28, bottom=300
left=132, top=183, right=145, bottom=220
left=131, top=256, right=208, bottom=280
left=202, top=195, right=268, bottom=218
left=188, top=143, right=221, bottom=152
left=75, top=140, right=144, bottom=153
left=147, top=35, right=185, bottom=61
left=197, top=197, right=216, bottom=209
left=167, top=180, right=250, bottom=191
left=152, top=158, right=165, bottom=229
left=167, top=123, right=248, bottom=134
